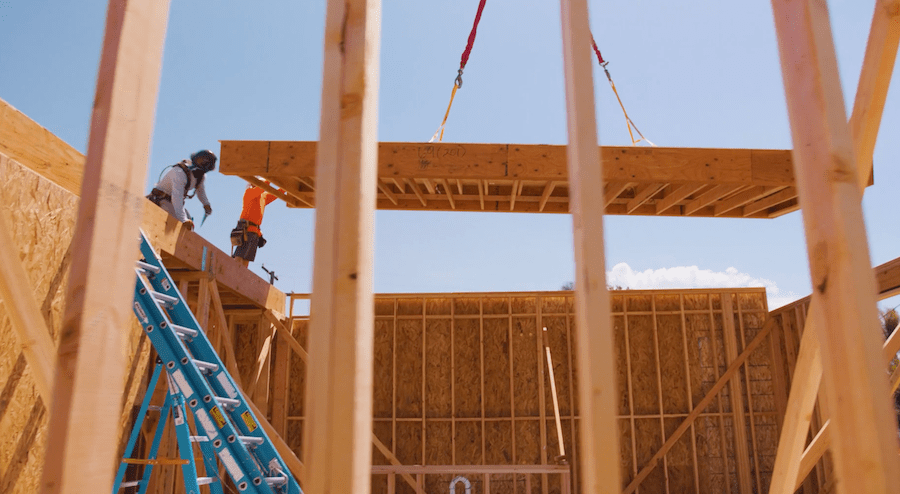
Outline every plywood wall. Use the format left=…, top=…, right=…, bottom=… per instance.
left=0, top=154, right=152, bottom=493
left=276, top=288, right=775, bottom=494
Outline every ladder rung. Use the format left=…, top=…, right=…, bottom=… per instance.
left=193, top=359, right=218, bottom=373
left=239, top=436, right=264, bottom=446
left=266, top=476, right=288, bottom=486
left=189, top=435, right=208, bottom=442
left=196, top=477, right=215, bottom=486
left=171, top=324, right=198, bottom=338
left=136, top=261, right=160, bottom=274
left=150, top=290, right=178, bottom=306
left=215, top=396, right=240, bottom=409
left=120, top=480, right=141, bottom=489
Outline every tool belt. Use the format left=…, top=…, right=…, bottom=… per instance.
left=230, top=219, right=265, bottom=247
left=146, top=188, right=171, bottom=206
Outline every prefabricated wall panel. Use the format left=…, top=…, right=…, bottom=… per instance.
left=0, top=154, right=152, bottom=494
left=278, top=289, right=775, bottom=494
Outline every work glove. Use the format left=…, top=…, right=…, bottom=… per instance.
left=204, top=204, right=213, bottom=215
left=183, top=220, right=194, bottom=231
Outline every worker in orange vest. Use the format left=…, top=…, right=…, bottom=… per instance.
left=231, top=182, right=279, bottom=267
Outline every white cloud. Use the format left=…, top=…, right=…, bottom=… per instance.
left=606, top=262, right=802, bottom=309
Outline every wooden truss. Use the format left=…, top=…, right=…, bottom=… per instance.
left=219, top=141, right=802, bottom=218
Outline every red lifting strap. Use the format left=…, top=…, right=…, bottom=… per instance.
left=460, top=0, right=487, bottom=70
left=590, top=34, right=606, bottom=65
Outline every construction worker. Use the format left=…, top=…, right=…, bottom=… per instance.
left=231, top=181, right=278, bottom=267
left=146, top=150, right=217, bottom=230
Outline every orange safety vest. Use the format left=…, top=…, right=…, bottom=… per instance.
left=240, top=187, right=277, bottom=235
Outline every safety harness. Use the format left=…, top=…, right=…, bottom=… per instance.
left=147, top=162, right=204, bottom=205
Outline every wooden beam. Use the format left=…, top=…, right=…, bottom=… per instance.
left=603, top=181, right=631, bottom=207
left=439, top=178, right=456, bottom=209
left=302, top=0, right=380, bottom=492
left=770, top=0, right=900, bottom=491
left=848, top=0, right=900, bottom=188
left=40, top=1, right=171, bottom=493
left=405, top=178, right=427, bottom=207
left=768, top=301, right=824, bottom=494
left=209, top=280, right=244, bottom=387
left=0, top=208, right=56, bottom=403
left=538, top=181, right=559, bottom=212
left=377, top=179, right=399, bottom=205
left=623, top=317, right=775, bottom=494
left=558, top=0, right=620, bottom=492
left=683, top=185, right=741, bottom=215
left=221, top=140, right=796, bottom=185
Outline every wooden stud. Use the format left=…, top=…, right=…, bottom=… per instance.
left=770, top=0, right=900, bottom=491
left=0, top=211, right=56, bottom=403
left=510, top=180, right=520, bottom=211
left=678, top=295, right=701, bottom=494
left=301, top=0, right=380, bottom=491
left=40, top=1, right=171, bottom=493
left=713, top=186, right=783, bottom=216
left=265, top=309, right=309, bottom=363
left=736, top=299, right=762, bottom=490
left=650, top=297, right=670, bottom=493
left=420, top=178, right=436, bottom=194
left=623, top=309, right=640, bottom=487
left=559, top=0, right=621, bottom=491
left=721, top=295, right=753, bottom=494
left=478, top=180, right=486, bottom=210
left=708, top=295, right=732, bottom=494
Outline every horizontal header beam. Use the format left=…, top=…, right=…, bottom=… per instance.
left=220, top=140, right=795, bottom=185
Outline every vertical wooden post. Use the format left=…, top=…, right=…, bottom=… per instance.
left=301, top=0, right=380, bottom=492
left=721, top=295, right=752, bottom=493
left=558, top=0, right=621, bottom=492
left=770, top=0, right=900, bottom=491
left=40, top=1, right=170, bottom=493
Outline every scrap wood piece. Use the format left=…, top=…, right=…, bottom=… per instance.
left=622, top=316, right=775, bottom=494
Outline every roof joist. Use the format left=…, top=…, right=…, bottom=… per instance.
left=220, top=140, right=807, bottom=218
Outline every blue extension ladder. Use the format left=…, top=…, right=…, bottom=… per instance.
left=113, top=230, right=302, bottom=494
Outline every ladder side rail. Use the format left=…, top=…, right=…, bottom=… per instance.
left=196, top=438, right=225, bottom=494
left=112, top=362, right=165, bottom=493
left=136, top=390, right=175, bottom=494
left=172, top=392, right=205, bottom=494
left=133, top=280, right=272, bottom=494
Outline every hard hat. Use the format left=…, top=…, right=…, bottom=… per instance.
left=190, top=150, right=217, bottom=172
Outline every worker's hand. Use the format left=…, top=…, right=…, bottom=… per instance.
left=183, top=220, right=194, bottom=231
left=204, top=204, right=213, bottom=215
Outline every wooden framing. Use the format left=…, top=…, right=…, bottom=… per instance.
left=301, top=0, right=380, bottom=493
left=0, top=0, right=894, bottom=491
left=277, top=289, right=776, bottom=494
left=219, top=141, right=802, bottom=218
left=770, top=0, right=900, bottom=491
left=39, top=1, right=171, bottom=493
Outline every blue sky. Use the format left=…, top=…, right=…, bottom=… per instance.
left=1, top=0, right=897, bottom=311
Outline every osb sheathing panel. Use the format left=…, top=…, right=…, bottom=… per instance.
left=280, top=289, right=774, bottom=494
left=0, top=155, right=151, bottom=493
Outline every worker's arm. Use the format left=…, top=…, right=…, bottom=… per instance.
left=196, top=176, right=211, bottom=213
left=167, top=170, right=190, bottom=222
